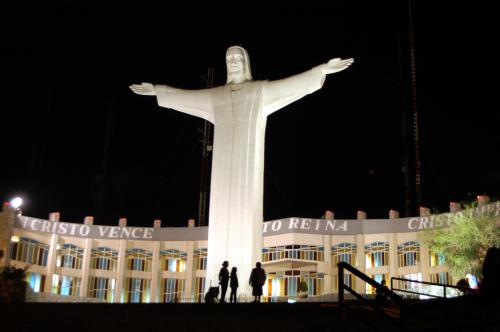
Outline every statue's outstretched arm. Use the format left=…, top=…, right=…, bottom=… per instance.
left=129, top=83, right=156, bottom=96
left=321, top=58, right=354, bottom=75
left=262, top=58, right=354, bottom=117
left=130, top=82, right=214, bottom=123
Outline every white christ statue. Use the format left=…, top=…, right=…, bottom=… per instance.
left=130, top=46, right=353, bottom=299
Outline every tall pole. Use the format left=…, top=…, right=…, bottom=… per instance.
left=198, top=68, right=214, bottom=226
left=408, top=0, right=422, bottom=209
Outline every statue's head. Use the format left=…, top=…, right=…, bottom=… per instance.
left=226, top=46, right=252, bottom=84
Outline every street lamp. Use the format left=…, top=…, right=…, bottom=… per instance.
left=10, top=197, right=23, bottom=217
left=1, top=197, right=24, bottom=267
left=10, top=197, right=23, bottom=209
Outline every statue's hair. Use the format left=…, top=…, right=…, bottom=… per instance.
left=226, top=46, right=253, bottom=84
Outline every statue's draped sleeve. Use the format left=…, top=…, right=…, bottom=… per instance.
left=262, top=65, right=326, bottom=117
left=155, top=85, right=215, bottom=124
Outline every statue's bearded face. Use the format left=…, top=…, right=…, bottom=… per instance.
left=226, top=46, right=252, bottom=84
left=226, top=49, right=245, bottom=78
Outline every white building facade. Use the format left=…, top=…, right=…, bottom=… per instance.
left=1, top=197, right=497, bottom=303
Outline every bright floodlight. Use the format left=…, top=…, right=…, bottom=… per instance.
left=10, top=197, right=23, bottom=208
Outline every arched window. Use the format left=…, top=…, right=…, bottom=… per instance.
left=52, top=274, right=81, bottom=296
left=126, top=248, right=152, bottom=272
left=124, top=277, right=151, bottom=303
left=430, top=272, right=450, bottom=285
left=10, top=237, right=49, bottom=266
left=262, top=245, right=324, bottom=262
left=366, top=274, right=388, bottom=294
left=429, top=251, right=446, bottom=266
left=160, top=249, right=187, bottom=272
left=194, top=277, right=206, bottom=303
left=194, top=248, right=207, bottom=270
left=365, top=242, right=389, bottom=268
left=397, top=241, right=420, bottom=267
left=264, top=270, right=324, bottom=302
left=161, top=278, right=185, bottom=303
left=57, top=244, right=84, bottom=269
left=332, top=243, right=357, bottom=266
left=88, top=276, right=116, bottom=302
left=90, top=247, right=118, bottom=271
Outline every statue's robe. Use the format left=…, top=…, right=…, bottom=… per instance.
left=155, top=66, right=326, bottom=298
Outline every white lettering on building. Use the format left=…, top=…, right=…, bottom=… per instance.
left=108, top=227, right=120, bottom=238
left=58, top=223, right=68, bottom=234
left=300, top=219, right=311, bottom=230
left=99, top=226, right=109, bottom=237
left=121, top=227, right=131, bottom=238
left=80, top=225, right=90, bottom=237
left=69, top=224, right=78, bottom=236
left=31, top=219, right=41, bottom=231
left=289, top=218, right=300, bottom=229
left=336, top=221, right=347, bottom=232
left=271, top=220, right=282, bottom=231
left=12, top=201, right=500, bottom=240
left=325, top=220, right=336, bottom=231
left=315, top=219, right=321, bottom=230
left=143, top=228, right=153, bottom=239
left=408, top=218, right=418, bottom=230
left=41, top=220, right=51, bottom=233
left=419, top=218, right=428, bottom=230
left=131, top=228, right=142, bottom=238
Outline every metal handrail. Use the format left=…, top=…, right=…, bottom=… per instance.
left=390, top=276, right=478, bottom=299
left=338, top=261, right=406, bottom=331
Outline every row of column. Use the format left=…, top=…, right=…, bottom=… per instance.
left=39, top=213, right=199, bottom=302
left=320, top=207, right=445, bottom=295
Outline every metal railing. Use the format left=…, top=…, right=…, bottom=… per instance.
left=390, top=277, right=477, bottom=299
left=338, top=261, right=406, bottom=331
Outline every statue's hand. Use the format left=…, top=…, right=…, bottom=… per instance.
left=129, top=82, right=156, bottom=96
left=322, top=58, right=354, bottom=75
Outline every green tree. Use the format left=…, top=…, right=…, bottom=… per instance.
left=418, top=201, right=500, bottom=279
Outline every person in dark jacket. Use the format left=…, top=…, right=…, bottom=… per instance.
left=204, top=286, right=219, bottom=304
left=249, top=262, right=266, bottom=303
left=375, top=279, right=389, bottom=307
left=479, top=247, right=500, bottom=301
left=456, top=278, right=471, bottom=294
left=229, top=267, right=239, bottom=303
left=218, top=261, right=230, bottom=303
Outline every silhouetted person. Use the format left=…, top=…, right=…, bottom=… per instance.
left=219, top=261, right=229, bottom=303
left=205, top=286, right=219, bottom=304
left=375, top=279, right=389, bottom=307
left=480, top=247, right=500, bottom=301
left=249, top=262, right=266, bottom=303
left=230, top=267, right=239, bottom=303
left=456, top=278, right=471, bottom=294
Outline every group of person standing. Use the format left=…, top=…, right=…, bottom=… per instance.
left=215, top=261, right=267, bottom=303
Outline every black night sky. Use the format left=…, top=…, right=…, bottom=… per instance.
left=1, top=2, right=498, bottom=227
